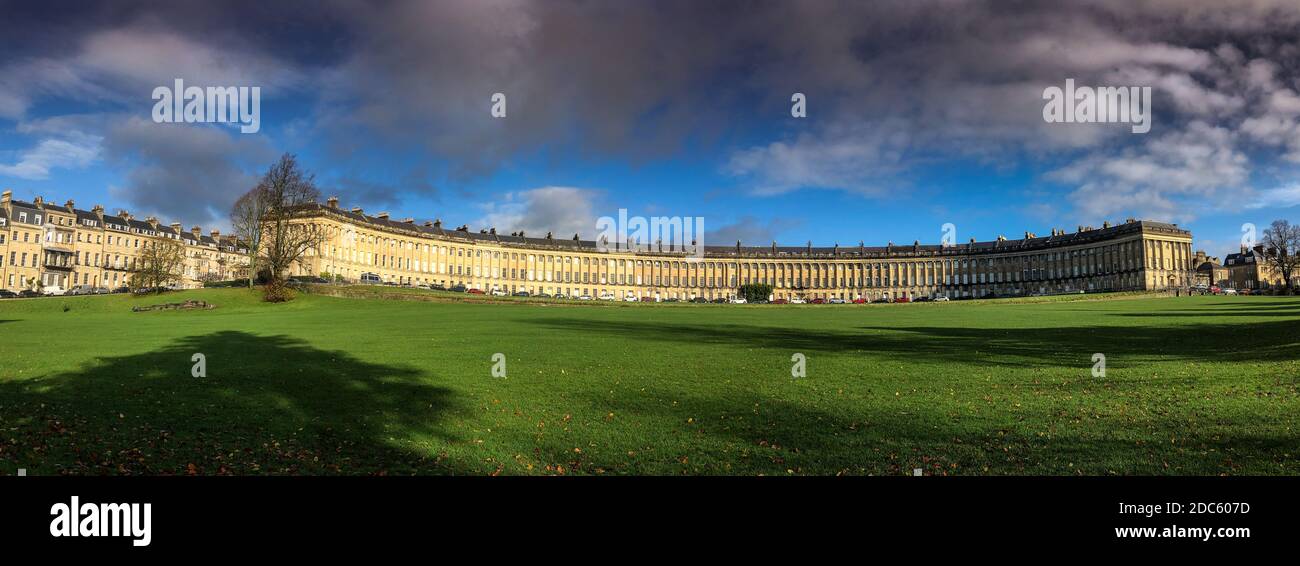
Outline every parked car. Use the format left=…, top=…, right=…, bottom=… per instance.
left=513, top=291, right=530, bottom=297
left=466, top=288, right=485, bottom=295
left=1222, top=288, right=1238, bottom=295
left=360, top=272, right=382, bottom=284
left=429, top=284, right=447, bottom=291
left=894, top=296, right=911, bottom=303
left=599, top=293, right=616, bottom=301
left=639, top=296, right=655, bottom=302
left=771, top=298, right=789, bottom=304
left=68, top=285, right=98, bottom=295
left=852, top=298, right=867, bottom=304
left=790, top=297, right=807, bottom=304
left=622, top=295, right=638, bottom=302
left=578, top=294, right=593, bottom=301
left=913, top=296, right=931, bottom=302
left=93, top=287, right=110, bottom=294
left=711, top=297, right=728, bottom=304
left=289, top=275, right=330, bottom=284
left=664, top=297, right=681, bottom=303
left=112, top=286, right=130, bottom=294
left=554, top=293, right=568, bottom=299
left=538, top=292, right=553, bottom=298
left=489, top=289, right=507, bottom=296
left=0, top=289, right=18, bottom=299
left=450, top=285, right=468, bottom=293
left=729, top=297, right=747, bottom=304
left=691, top=297, right=709, bottom=303
left=829, top=297, right=846, bottom=304
left=934, top=296, right=950, bottom=302
left=44, top=285, right=67, bottom=296
left=19, top=289, right=42, bottom=298
left=810, top=298, right=825, bottom=304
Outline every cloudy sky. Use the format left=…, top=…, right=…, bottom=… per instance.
left=2, top=0, right=1300, bottom=259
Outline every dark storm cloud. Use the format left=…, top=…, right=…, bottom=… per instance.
left=102, top=118, right=277, bottom=227
left=6, top=0, right=1300, bottom=220
left=323, top=167, right=440, bottom=210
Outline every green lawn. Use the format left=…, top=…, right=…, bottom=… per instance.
left=1, top=287, right=1297, bottom=475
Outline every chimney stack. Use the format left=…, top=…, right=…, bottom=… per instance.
left=326, top=196, right=339, bottom=208
left=33, top=195, right=43, bottom=206
left=1, top=189, right=11, bottom=204
left=191, top=225, right=202, bottom=237
left=377, top=211, right=389, bottom=220
left=211, top=229, right=221, bottom=239
left=170, top=221, right=181, bottom=232
left=351, top=207, right=363, bottom=214
left=64, top=199, right=75, bottom=211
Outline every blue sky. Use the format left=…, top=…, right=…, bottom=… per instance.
left=2, top=1, right=1299, bottom=261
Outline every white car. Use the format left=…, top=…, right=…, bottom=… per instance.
left=729, top=297, right=747, bottom=304
left=789, top=297, right=807, bottom=304
left=489, top=289, right=507, bottom=296
left=623, top=295, right=639, bottom=302
left=599, top=292, right=615, bottom=301
left=578, top=294, right=593, bottom=301
left=829, top=297, right=846, bottom=304
left=934, top=296, right=950, bottom=302
left=43, top=285, right=67, bottom=296
left=1223, top=288, right=1238, bottom=295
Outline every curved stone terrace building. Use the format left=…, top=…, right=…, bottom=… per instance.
left=285, top=197, right=1196, bottom=301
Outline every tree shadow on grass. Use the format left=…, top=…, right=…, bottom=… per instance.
left=525, top=315, right=1300, bottom=369
left=0, top=331, right=468, bottom=475
left=547, top=387, right=1297, bottom=475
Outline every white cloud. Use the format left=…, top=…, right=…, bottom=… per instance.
left=1053, top=121, right=1248, bottom=222
left=476, top=186, right=600, bottom=238
left=1246, top=184, right=1300, bottom=210
left=726, top=121, right=911, bottom=196
left=0, top=137, right=101, bottom=180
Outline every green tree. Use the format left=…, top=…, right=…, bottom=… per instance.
left=738, top=283, right=773, bottom=302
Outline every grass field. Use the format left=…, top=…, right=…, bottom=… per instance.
left=1, top=287, right=1297, bottom=475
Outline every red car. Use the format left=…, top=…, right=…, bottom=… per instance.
left=466, top=288, right=485, bottom=295
left=810, top=298, right=826, bottom=304
left=893, top=296, right=911, bottom=303
left=639, top=296, right=655, bottom=302
left=771, top=298, right=789, bottom=304
left=852, top=298, right=867, bottom=304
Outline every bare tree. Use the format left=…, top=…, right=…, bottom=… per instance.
left=258, top=153, right=328, bottom=301
left=1261, top=219, right=1300, bottom=292
left=131, top=238, right=187, bottom=292
left=231, top=183, right=270, bottom=289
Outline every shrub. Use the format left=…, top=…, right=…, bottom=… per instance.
left=262, top=280, right=295, bottom=303
left=738, top=283, right=774, bottom=302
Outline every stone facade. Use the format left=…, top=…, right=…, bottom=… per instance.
left=282, top=199, right=1196, bottom=301
left=1224, top=245, right=1299, bottom=291
left=0, top=190, right=249, bottom=292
